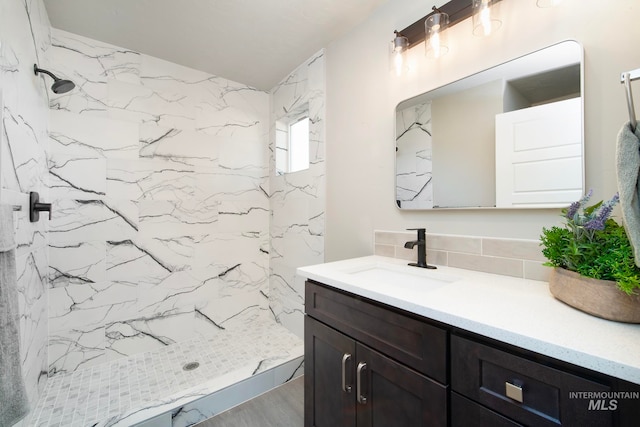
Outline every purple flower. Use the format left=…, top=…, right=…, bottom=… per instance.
left=584, top=217, right=606, bottom=230
left=582, top=192, right=619, bottom=231
left=609, top=192, right=620, bottom=206
left=566, top=189, right=593, bottom=219
left=566, top=201, right=581, bottom=220
left=597, top=193, right=619, bottom=219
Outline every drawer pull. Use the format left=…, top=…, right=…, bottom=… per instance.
left=357, top=362, right=368, bottom=404
left=341, top=353, right=352, bottom=393
left=505, top=381, right=523, bottom=403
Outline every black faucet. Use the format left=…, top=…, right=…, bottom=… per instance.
left=404, top=228, right=437, bottom=269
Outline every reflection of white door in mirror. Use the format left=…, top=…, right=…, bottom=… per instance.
left=394, top=40, right=584, bottom=210
left=495, top=97, right=583, bottom=207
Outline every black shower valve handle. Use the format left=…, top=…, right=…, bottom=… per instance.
left=29, top=192, right=52, bottom=222
left=35, top=202, right=52, bottom=220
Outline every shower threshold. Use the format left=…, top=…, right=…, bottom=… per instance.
left=25, top=315, right=304, bottom=427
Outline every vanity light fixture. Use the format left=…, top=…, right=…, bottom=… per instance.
left=536, top=0, right=562, bottom=7
left=390, top=30, right=409, bottom=76
left=425, top=7, right=450, bottom=59
left=392, top=0, right=503, bottom=54
left=472, top=0, right=502, bottom=36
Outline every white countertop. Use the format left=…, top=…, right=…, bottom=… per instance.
left=297, top=255, right=640, bottom=385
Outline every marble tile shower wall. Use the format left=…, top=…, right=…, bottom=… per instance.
left=0, top=0, right=51, bottom=407
left=269, top=51, right=325, bottom=339
left=45, top=29, right=271, bottom=376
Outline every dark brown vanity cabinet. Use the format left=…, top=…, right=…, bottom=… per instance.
left=304, top=281, right=447, bottom=427
left=304, top=279, right=640, bottom=427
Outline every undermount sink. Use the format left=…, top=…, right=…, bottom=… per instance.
left=342, top=261, right=460, bottom=292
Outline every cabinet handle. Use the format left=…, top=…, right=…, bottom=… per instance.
left=341, top=353, right=352, bottom=393
left=356, top=362, right=367, bottom=404
left=505, top=381, right=523, bottom=403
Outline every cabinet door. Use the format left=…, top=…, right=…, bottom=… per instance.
left=306, top=280, right=447, bottom=383
left=305, top=316, right=356, bottom=427
left=355, top=343, right=447, bottom=427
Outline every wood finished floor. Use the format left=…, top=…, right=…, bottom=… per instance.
left=195, top=376, right=304, bottom=427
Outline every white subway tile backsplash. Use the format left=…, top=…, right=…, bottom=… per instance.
left=374, top=243, right=395, bottom=257
left=525, top=260, right=552, bottom=282
left=427, top=233, right=482, bottom=254
left=427, top=250, right=448, bottom=266
left=448, top=252, right=524, bottom=278
left=374, top=230, right=414, bottom=246
left=482, top=237, right=546, bottom=262
left=374, top=230, right=549, bottom=281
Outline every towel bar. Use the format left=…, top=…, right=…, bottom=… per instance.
left=621, top=68, right=640, bottom=132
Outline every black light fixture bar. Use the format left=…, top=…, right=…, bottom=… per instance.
left=398, top=0, right=503, bottom=49
left=399, top=0, right=471, bottom=48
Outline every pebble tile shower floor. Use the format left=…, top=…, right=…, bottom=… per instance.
left=25, top=317, right=303, bottom=427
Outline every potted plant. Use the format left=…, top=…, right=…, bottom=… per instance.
left=540, top=190, right=640, bottom=323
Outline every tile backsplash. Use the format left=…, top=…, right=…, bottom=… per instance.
left=374, top=230, right=549, bottom=282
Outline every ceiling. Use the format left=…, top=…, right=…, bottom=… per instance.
left=43, top=0, right=387, bottom=91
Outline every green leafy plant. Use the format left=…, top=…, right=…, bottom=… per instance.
left=540, top=190, right=640, bottom=295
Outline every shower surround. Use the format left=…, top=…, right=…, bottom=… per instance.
left=269, top=50, right=326, bottom=339
left=45, top=27, right=274, bottom=374
left=2, top=0, right=323, bottom=422
left=0, top=0, right=51, bottom=409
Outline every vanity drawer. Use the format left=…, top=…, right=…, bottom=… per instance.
left=451, top=334, right=613, bottom=426
left=305, top=280, right=447, bottom=383
left=452, top=392, right=522, bottom=427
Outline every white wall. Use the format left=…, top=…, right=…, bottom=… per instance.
left=325, top=0, right=639, bottom=261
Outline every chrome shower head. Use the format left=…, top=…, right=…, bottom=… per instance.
left=33, top=64, right=76, bottom=94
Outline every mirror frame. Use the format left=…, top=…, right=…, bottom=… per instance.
left=394, top=39, right=585, bottom=211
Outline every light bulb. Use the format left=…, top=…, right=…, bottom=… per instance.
left=425, top=11, right=449, bottom=59
left=430, top=32, right=441, bottom=58
left=393, top=50, right=404, bottom=76
left=480, top=5, right=492, bottom=36
left=389, top=32, right=409, bottom=76
left=472, top=0, right=501, bottom=37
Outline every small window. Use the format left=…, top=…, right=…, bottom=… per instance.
left=275, top=109, right=310, bottom=175
left=288, top=116, right=309, bottom=173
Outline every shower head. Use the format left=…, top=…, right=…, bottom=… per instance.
left=33, top=64, right=76, bottom=94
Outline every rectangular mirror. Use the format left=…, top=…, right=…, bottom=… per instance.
left=395, top=40, right=583, bottom=210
